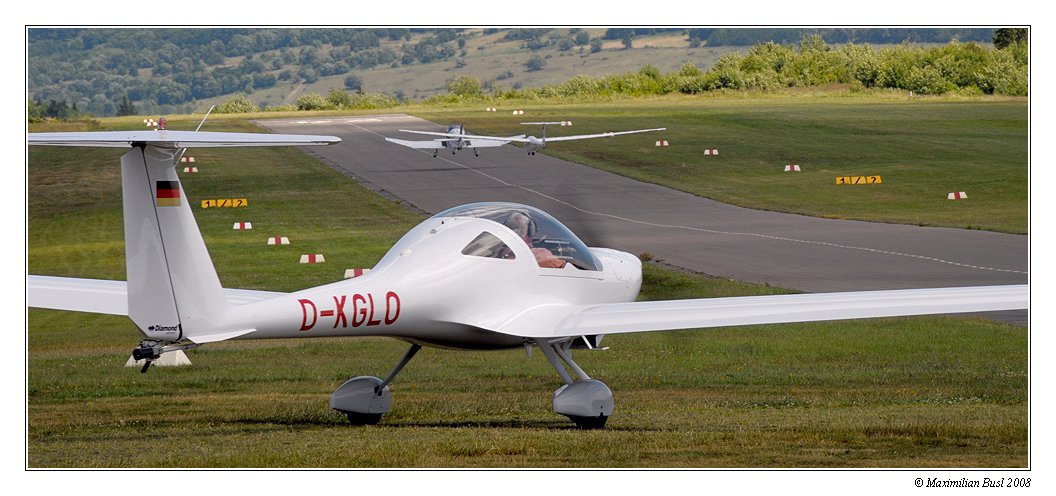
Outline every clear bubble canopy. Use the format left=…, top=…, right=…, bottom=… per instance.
left=433, top=203, right=602, bottom=271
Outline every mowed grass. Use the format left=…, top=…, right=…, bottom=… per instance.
left=409, top=93, right=1027, bottom=233
left=27, top=112, right=1027, bottom=467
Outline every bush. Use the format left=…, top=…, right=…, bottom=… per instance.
left=214, top=94, right=258, bottom=113
left=344, top=92, right=400, bottom=109
left=327, top=88, right=354, bottom=108
left=446, top=75, right=483, bottom=97
left=296, top=93, right=330, bottom=111
left=678, top=62, right=702, bottom=77
left=557, top=74, right=601, bottom=96
left=905, top=66, right=956, bottom=94
left=976, top=49, right=1029, bottom=96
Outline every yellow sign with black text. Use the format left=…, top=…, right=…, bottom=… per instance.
left=201, top=198, right=249, bottom=208
left=836, top=176, right=882, bottom=185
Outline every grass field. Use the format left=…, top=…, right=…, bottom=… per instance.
left=26, top=99, right=1028, bottom=469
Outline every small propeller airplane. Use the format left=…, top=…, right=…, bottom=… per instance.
left=27, top=125, right=1028, bottom=429
left=384, top=123, right=525, bottom=157
left=387, top=121, right=666, bottom=157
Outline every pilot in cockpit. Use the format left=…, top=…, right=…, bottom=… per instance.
left=503, top=211, right=567, bottom=269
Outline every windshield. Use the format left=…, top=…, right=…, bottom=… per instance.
left=435, top=203, right=602, bottom=271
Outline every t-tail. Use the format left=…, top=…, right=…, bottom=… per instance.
left=29, top=125, right=340, bottom=346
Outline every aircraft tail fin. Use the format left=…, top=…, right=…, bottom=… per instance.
left=121, top=145, right=220, bottom=340
left=30, top=128, right=339, bottom=341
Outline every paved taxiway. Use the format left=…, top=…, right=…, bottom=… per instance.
left=257, top=115, right=1028, bottom=322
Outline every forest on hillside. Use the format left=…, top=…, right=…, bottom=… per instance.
left=27, top=27, right=1015, bottom=118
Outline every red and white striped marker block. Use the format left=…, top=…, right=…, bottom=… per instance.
left=704, top=149, right=719, bottom=155
left=183, top=167, right=198, bottom=173
left=300, top=254, right=325, bottom=263
left=512, top=110, right=524, bottom=115
left=948, top=192, right=968, bottom=200
left=486, top=108, right=496, bottom=112
left=784, top=165, right=801, bottom=171
left=144, top=119, right=157, bottom=127
left=344, top=268, right=372, bottom=278
left=233, top=222, right=252, bottom=230
left=180, top=157, right=195, bottom=163
left=655, top=140, right=669, bottom=146
left=267, top=237, right=290, bottom=245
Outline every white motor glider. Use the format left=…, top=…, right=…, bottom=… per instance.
left=388, top=121, right=666, bottom=156
left=384, top=123, right=525, bottom=157
left=27, top=126, right=1028, bottom=428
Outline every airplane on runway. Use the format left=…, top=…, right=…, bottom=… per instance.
left=387, top=121, right=666, bottom=156
left=27, top=127, right=1028, bottom=429
left=384, top=123, right=525, bottom=157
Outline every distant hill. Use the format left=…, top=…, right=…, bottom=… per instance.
left=27, top=27, right=996, bottom=117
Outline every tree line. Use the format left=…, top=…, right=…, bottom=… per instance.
left=437, top=34, right=1027, bottom=100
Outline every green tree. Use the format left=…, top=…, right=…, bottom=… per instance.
left=116, top=95, right=137, bottom=116
left=344, top=74, right=363, bottom=91
left=524, top=54, right=546, bottom=72
left=993, top=28, right=1027, bottom=49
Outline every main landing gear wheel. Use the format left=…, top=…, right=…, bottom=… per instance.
left=344, top=412, right=383, bottom=425
left=330, top=344, right=422, bottom=425
left=568, top=414, right=608, bottom=430
left=534, top=339, right=615, bottom=428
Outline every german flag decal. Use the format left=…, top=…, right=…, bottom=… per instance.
left=156, top=180, right=181, bottom=206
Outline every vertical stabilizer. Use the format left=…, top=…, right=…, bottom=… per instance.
left=30, top=128, right=340, bottom=341
left=121, top=145, right=226, bottom=340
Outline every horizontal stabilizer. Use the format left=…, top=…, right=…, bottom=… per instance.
left=27, top=275, right=286, bottom=316
left=385, top=137, right=445, bottom=149
left=28, top=130, right=340, bottom=148
left=27, top=276, right=129, bottom=316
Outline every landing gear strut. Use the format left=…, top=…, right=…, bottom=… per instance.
left=330, top=343, right=422, bottom=425
left=534, top=338, right=613, bottom=429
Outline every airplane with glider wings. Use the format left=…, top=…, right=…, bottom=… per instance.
left=27, top=126, right=1028, bottom=429
left=387, top=121, right=666, bottom=156
left=384, top=123, right=525, bottom=157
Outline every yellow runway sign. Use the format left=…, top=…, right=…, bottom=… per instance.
left=201, top=198, right=248, bottom=208
left=836, top=176, right=882, bottom=185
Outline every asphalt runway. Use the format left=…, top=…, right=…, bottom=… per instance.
left=256, top=114, right=1028, bottom=323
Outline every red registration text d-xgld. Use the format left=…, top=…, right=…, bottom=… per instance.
left=299, top=292, right=400, bottom=331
